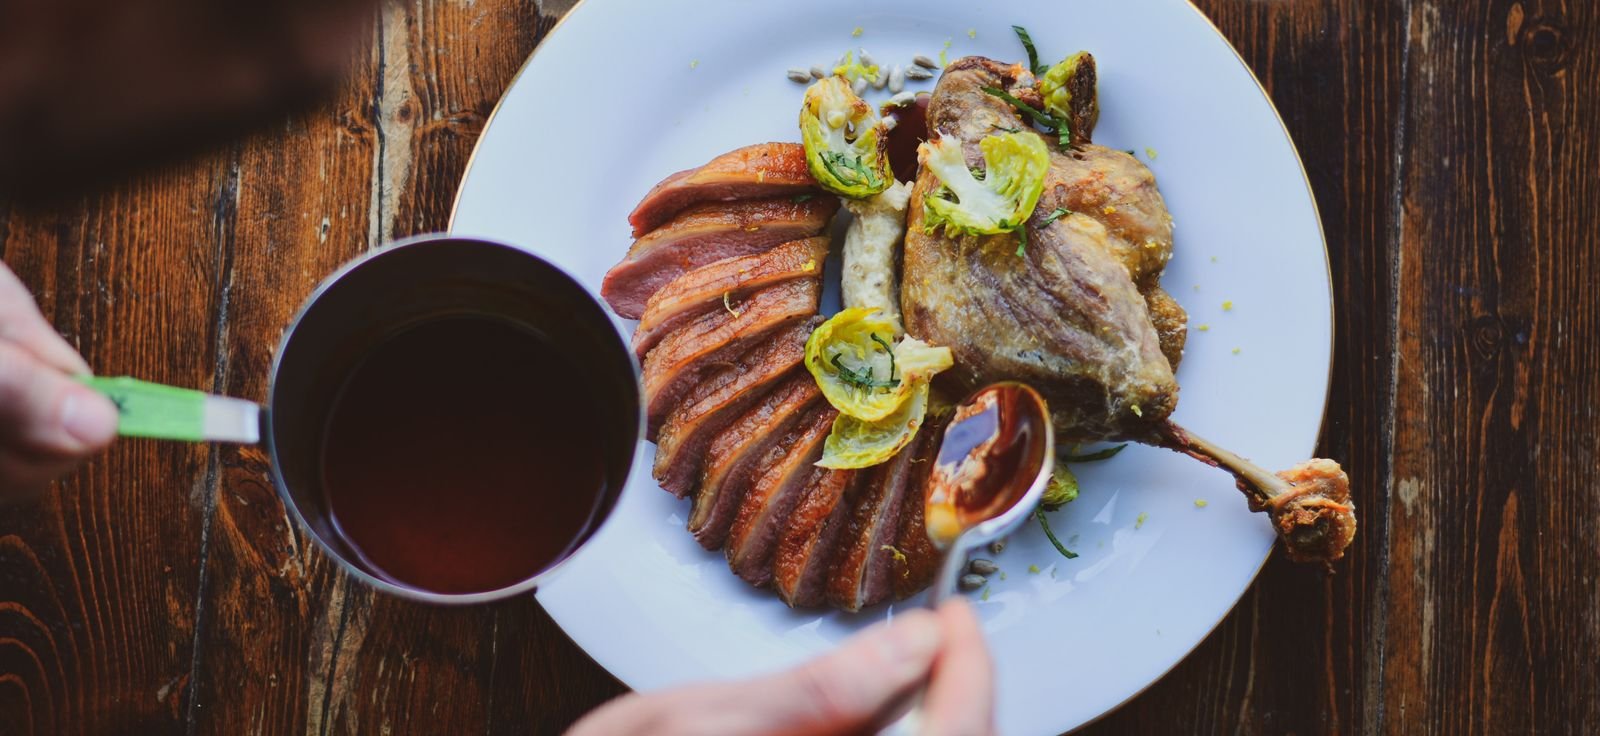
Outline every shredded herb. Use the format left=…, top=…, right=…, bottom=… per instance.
left=791, top=192, right=817, bottom=203
left=980, top=86, right=1071, bottom=147
left=1035, top=508, right=1078, bottom=559
left=1064, top=444, right=1127, bottom=463
left=1135, top=512, right=1148, bottom=530
left=868, top=333, right=899, bottom=383
left=819, top=150, right=883, bottom=190
left=880, top=544, right=908, bottom=565
left=1194, top=499, right=1209, bottom=508
left=995, top=126, right=1021, bottom=133
left=1028, top=564, right=1041, bottom=574
left=831, top=354, right=898, bottom=390
left=1012, top=25, right=1048, bottom=75
left=1014, top=226, right=1028, bottom=257
left=851, top=26, right=863, bottom=37
left=1039, top=207, right=1072, bottom=227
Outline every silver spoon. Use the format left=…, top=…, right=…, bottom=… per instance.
left=884, top=382, right=1054, bottom=734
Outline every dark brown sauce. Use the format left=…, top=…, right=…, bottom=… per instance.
left=319, top=316, right=609, bottom=594
left=925, top=385, right=1050, bottom=545
left=883, top=93, right=931, bottom=183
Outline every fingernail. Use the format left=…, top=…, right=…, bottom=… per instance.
left=62, top=388, right=118, bottom=447
left=884, top=613, right=943, bottom=679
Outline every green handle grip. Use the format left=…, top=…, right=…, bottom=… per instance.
left=78, top=376, right=261, bottom=444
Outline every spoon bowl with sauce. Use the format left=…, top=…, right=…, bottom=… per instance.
left=922, top=381, right=1055, bottom=605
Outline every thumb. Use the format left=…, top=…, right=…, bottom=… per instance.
left=0, top=342, right=118, bottom=496
left=759, top=608, right=944, bottom=733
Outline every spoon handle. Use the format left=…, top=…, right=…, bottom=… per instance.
left=79, top=376, right=261, bottom=444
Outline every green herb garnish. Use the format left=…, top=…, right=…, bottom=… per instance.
left=981, top=87, right=1071, bottom=148
left=1064, top=444, right=1127, bottom=462
left=791, top=192, right=817, bottom=203
left=1035, top=508, right=1078, bottom=559
left=1039, top=207, right=1072, bottom=227
left=868, top=332, right=899, bottom=383
left=820, top=151, right=884, bottom=190
left=1014, top=226, right=1028, bottom=257
left=829, top=335, right=901, bottom=392
left=1012, top=26, right=1048, bottom=75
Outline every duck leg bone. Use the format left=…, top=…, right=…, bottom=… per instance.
left=1155, top=422, right=1356, bottom=568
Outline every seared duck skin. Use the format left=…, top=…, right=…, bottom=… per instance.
left=902, top=56, right=1354, bottom=565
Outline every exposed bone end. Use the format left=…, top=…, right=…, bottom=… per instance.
left=1156, top=424, right=1356, bottom=568
left=1264, top=459, right=1356, bottom=567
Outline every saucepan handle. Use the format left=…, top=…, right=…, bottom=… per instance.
left=78, top=376, right=263, bottom=444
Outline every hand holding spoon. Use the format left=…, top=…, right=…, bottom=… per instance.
left=884, top=382, right=1053, bottom=735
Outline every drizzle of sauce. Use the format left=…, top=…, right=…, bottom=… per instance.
left=924, top=384, right=1050, bottom=548
left=882, top=93, right=931, bottom=183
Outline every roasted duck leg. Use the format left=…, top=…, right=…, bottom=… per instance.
left=903, top=56, right=1355, bottom=565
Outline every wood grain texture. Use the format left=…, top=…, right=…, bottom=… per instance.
left=2, top=0, right=1598, bottom=734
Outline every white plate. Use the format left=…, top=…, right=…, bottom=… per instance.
left=450, top=1, right=1331, bottom=732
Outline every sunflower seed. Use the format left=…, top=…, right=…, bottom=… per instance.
left=871, top=70, right=888, bottom=89
left=851, top=77, right=868, bottom=95
left=859, top=49, right=876, bottom=68
left=888, top=65, right=906, bottom=93
left=887, top=91, right=917, bottom=107
left=988, top=537, right=1007, bottom=555
left=958, top=574, right=987, bottom=591
left=810, top=65, right=828, bottom=79
left=913, top=54, right=939, bottom=70
left=882, top=114, right=899, bottom=131
left=968, top=558, right=1000, bottom=576
left=905, top=65, right=935, bottom=81
left=787, top=68, right=811, bottom=83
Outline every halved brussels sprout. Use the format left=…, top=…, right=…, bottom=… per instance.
left=817, top=380, right=931, bottom=469
left=800, top=76, right=892, bottom=199
left=1038, top=51, right=1099, bottom=146
left=805, top=308, right=952, bottom=422
left=921, top=131, right=1050, bottom=237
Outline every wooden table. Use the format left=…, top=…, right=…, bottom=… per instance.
left=2, top=0, right=1596, bottom=733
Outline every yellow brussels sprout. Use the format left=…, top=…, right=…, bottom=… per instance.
left=800, top=76, right=892, bottom=199
left=805, top=308, right=952, bottom=422
left=921, top=131, right=1050, bottom=238
left=817, top=380, right=931, bottom=470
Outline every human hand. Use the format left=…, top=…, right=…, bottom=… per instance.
left=0, top=261, right=118, bottom=499
left=566, top=598, right=993, bottom=736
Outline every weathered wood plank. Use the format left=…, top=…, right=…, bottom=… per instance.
left=0, top=165, right=234, bottom=731
left=1084, top=0, right=1406, bottom=732
left=1383, top=0, right=1600, bottom=732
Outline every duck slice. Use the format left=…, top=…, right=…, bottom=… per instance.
left=889, top=420, right=948, bottom=601
left=825, top=436, right=924, bottom=611
left=690, top=374, right=822, bottom=549
left=627, top=143, right=817, bottom=237
left=632, top=235, right=829, bottom=357
left=603, top=197, right=838, bottom=319
left=640, top=279, right=820, bottom=435
left=773, top=467, right=859, bottom=608
left=725, top=405, right=837, bottom=587
left=652, top=318, right=816, bottom=497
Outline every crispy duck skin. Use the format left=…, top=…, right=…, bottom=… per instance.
left=631, top=236, right=829, bottom=357
left=640, top=279, right=819, bottom=435
left=652, top=319, right=816, bottom=497
left=825, top=430, right=927, bottom=611
left=603, top=197, right=838, bottom=319
left=903, top=57, right=1181, bottom=442
left=772, top=467, right=859, bottom=608
left=690, top=374, right=822, bottom=549
left=904, top=57, right=1355, bottom=566
left=890, top=410, right=948, bottom=601
left=626, top=143, right=818, bottom=237
left=725, top=405, right=836, bottom=587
